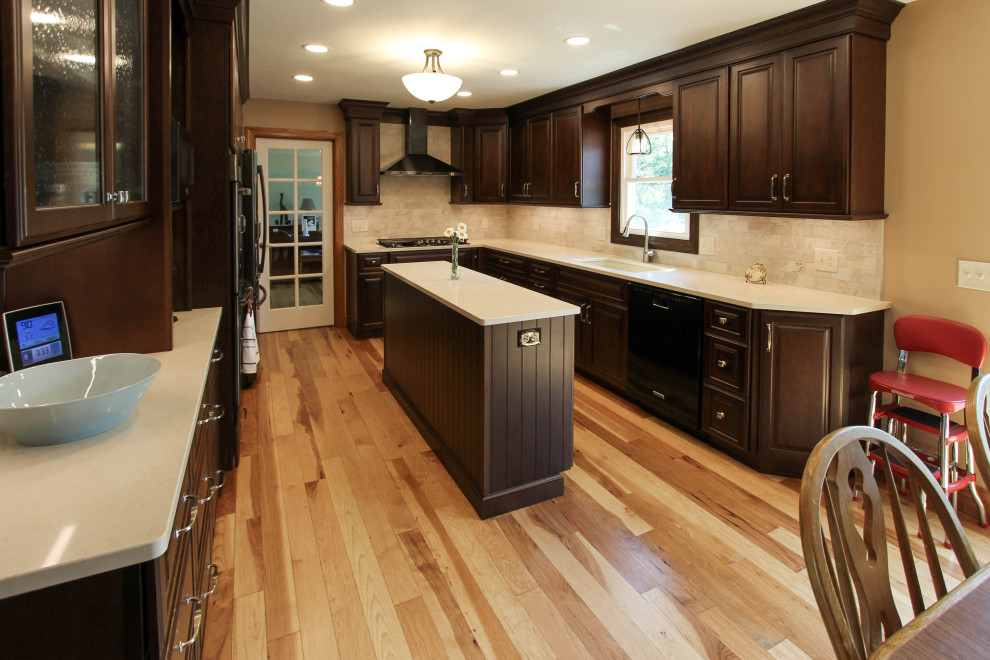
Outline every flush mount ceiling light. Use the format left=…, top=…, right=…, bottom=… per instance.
left=294, top=74, right=314, bottom=82
left=499, top=69, right=518, bottom=76
left=564, top=36, right=590, bottom=46
left=456, top=91, right=472, bottom=97
left=625, top=96, right=652, bottom=156
left=323, top=0, right=353, bottom=6
left=302, top=44, right=329, bottom=53
left=402, top=49, right=462, bottom=104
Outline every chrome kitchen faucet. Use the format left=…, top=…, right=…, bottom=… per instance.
left=622, top=214, right=656, bottom=263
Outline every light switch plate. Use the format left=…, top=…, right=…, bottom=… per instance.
left=958, top=260, right=990, bottom=291
left=699, top=236, right=716, bottom=255
left=351, top=219, right=369, bottom=233
left=815, top=248, right=839, bottom=272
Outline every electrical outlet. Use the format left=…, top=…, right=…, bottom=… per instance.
left=699, top=236, right=716, bottom=255
left=959, top=260, right=990, bottom=291
left=815, top=248, right=839, bottom=273
left=351, top=219, right=369, bottom=233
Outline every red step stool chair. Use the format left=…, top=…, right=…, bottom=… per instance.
left=868, top=315, right=988, bottom=529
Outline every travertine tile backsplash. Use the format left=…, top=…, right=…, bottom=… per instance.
left=506, top=206, right=884, bottom=298
left=348, top=124, right=882, bottom=298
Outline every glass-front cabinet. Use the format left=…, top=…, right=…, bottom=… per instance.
left=2, top=0, right=148, bottom=247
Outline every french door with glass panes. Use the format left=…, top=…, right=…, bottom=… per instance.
left=256, top=138, right=334, bottom=332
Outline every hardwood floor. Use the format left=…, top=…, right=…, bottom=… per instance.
left=201, top=326, right=990, bottom=660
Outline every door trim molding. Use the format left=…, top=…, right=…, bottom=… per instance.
left=245, top=127, right=346, bottom=327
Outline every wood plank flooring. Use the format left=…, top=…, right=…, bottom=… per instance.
left=202, top=326, right=990, bottom=660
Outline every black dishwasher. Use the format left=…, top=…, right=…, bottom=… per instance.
left=627, top=284, right=703, bottom=430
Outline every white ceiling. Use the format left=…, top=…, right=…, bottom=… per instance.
left=249, top=0, right=854, bottom=110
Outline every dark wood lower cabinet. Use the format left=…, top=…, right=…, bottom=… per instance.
left=755, top=310, right=883, bottom=476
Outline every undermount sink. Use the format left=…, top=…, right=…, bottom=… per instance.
left=577, top=258, right=675, bottom=273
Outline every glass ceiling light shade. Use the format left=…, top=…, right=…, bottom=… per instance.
left=402, top=49, right=462, bottom=104
left=625, top=96, right=652, bottom=156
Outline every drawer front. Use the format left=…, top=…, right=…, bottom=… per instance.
left=705, top=301, right=750, bottom=343
left=703, top=336, right=749, bottom=395
left=390, top=250, right=450, bottom=264
left=527, top=279, right=554, bottom=295
left=358, top=254, right=385, bottom=271
left=557, top=267, right=627, bottom=304
left=527, top=260, right=555, bottom=281
left=486, top=251, right=526, bottom=274
left=702, top=385, right=750, bottom=451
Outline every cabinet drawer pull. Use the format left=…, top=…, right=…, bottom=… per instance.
left=716, top=359, right=727, bottom=368
left=718, top=316, right=728, bottom=325
left=532, top=266, right=547, bottom=274
left=782, top=174, right=790, bottom=201
left=212, top=469, right=226, bottom=495
left=463, top=184, right=468, bottom=198
left=766, top=323, right=773, bottom=353
left=652, top=391, right=666, bottom=400
left=197, top=404, right=225, bottom=426
left=500, top=183, right=505, bottom=197
left=716, top=411, right=725, bottom=420
left=174, top=496, right=199, bottom=539
left=175, top=596, right=203, bottom=653
left=210, top=349, right=224, bottom=364
left=574, top=181, right=579, bottom=198
left=532, top=282, right=546, bottom=290
left=201, top=564, right=220, bottom=599
left=770, top=174, right=778, bottom=201
left=198, top=476, right=216, bottom=505
left=376, top=183, right=380, bottom=197
left=671, top=177, right=677, bottom=200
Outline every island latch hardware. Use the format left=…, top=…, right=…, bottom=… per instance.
left=518, top=328, right=541, bottom=347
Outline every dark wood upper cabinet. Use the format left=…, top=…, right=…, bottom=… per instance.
left=2, top=0, right=151, bottom=247
left=780, top=37, right=850, bottom=216
left=729, top=55, right=782, bottom=213
left=508, top=107, right=608, bottom=207
left=672, top=68, right=729, bottom=211
left=508, top=114, right=552, bottom=203
left=722, top=35, right=886, bottom=218
left=552, top=108, right=581, bottom=205
left=338, top=99, right=387, bottom=205
left=449, top=110, right=507, bottom=204
left=474, top=123, right=507, bottom=202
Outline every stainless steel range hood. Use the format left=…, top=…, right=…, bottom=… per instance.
left=380, top=108, right=463, bottom=176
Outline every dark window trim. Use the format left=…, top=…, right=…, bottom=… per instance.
left=610, top=109, right=699, bottom=255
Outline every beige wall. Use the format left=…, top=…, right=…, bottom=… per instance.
left=243, top=98, right=344, bottom=134
left=884, top=0, right=990, bottom=382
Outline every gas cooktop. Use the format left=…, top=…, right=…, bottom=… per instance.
left=376, top=236, right=468, bottom=248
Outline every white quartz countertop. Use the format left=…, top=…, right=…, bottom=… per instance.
left=0, top=308, right=221, bottom=599
left=383, top=261, right=580, bottom=325
left=347, top=237, right=890, bottom=316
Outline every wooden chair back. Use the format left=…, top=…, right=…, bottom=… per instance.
left=968, top=374, right=990, bottom=491
left=800, top=426, right=980, bottom=660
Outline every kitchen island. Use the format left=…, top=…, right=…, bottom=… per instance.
left=382, top=261, right=580, bottom=518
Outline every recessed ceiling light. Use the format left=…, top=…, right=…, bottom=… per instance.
left=456, top=91, right=472, bottom=97
left=323, top=0, right=353, bottom=6
left=499, top=69, right=518, bottom=76
left=565, top=36, right=590, bottom=46
left=303, top=44, right=329, bottom=54
left=294, top=74, right=313, bottom=82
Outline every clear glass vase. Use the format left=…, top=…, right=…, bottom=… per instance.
left=450, top=242, right=459, bottom=280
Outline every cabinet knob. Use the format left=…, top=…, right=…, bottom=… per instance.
left=718, top=316, right=728, bottom=325
left=716, top=359, right=727, bottom=368
left=716, top=411, right=725, bottom=420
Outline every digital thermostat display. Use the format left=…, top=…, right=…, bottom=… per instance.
left=3, top=302, right=72, bottom=371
